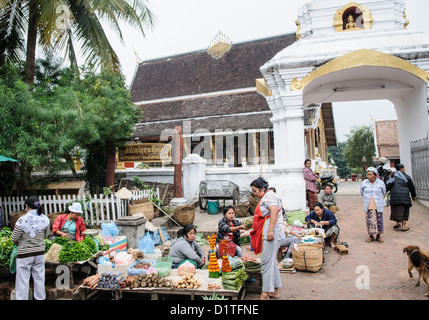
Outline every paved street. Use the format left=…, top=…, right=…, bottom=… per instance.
left=241, top=180, right=429, bottom=300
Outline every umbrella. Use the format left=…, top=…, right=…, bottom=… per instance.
left=0, top=155, right=18, bottom=162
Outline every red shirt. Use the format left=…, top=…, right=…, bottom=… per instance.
left=52, top=214, right=87, bottom=241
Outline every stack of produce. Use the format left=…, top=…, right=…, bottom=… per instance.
left=132, top=273, right=174, bottom=288
left=242, top=258, right=261, bottom=275
left=220, top=240, right=231, bottom=273
left=82, top=274, right=101, bottom=290
left=97, top=272, right=126, bottom=289
left=207, top=234, right=219, bottom=278
left=221, top=268, right=248, bottom=291
left=175, top=274, right=201, bottom=289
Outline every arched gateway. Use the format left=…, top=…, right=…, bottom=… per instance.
left=258, top=0, right=429, bottom=210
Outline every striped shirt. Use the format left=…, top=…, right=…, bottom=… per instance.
left=11, top=225, right=49, bottom=258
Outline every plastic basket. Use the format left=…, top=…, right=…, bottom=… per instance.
left=156, top=257, right=173, bottom=265
left=155, top=262, right=172, bottom=277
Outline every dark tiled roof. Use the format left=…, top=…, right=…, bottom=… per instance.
left=130, top=33, right=296, bottom=102
left=139, top=91, right=269, bottom=122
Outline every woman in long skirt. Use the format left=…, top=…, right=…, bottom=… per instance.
left=303, top=159, right=319, bottom=210
left=360, top=167, right=386, bottom=243
left=387, top=164, right=416, bottom=232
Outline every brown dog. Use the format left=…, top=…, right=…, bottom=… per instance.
left=403, top=245, right=429, bottom=296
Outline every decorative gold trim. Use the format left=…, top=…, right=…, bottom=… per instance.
left=256, top=78, right=272, bottom=96
left=333, top=2, right=374, bottom=32
left=290, top=49, right=428, bottom=91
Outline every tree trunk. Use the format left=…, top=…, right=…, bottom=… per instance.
left=24, top=0, right=38, bottom=86
left=105, top=142, right=116, bottom=191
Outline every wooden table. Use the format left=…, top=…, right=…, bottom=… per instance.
left=79, top=285, right=245, bottom=300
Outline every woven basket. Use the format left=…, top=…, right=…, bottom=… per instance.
left=48, top=211, right=65, bottom=228
left=10, top=210, right=26, bottom=230
left=249, top=193, right=259, bottom=215
left=174, top=205, right=195, bottom=226
left=234, top=203, right=249, bottom=217
left=128, top=199, right=154, bottom=221
left=292, top=243, right=324, bottom=272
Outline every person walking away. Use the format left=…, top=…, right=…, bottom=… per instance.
left=250, top=177, right=285, bottom=300
left=360, top=167, right=386, bottom=243
left=303, top=159, right=319, bottom=210
left=387, top=164, right=416, bottom=232
left=11, top=196, right=50, bottom=300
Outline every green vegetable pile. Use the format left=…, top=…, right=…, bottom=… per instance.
left=243, top=260, right=261, bottom=274
left=221, top=268, right=248, bottom=291
left=0, top=227, right=13, bottom=268
left=45, top=236, right=99, bottom=263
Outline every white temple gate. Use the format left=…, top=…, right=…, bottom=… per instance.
left=259, top=0, right=429, bottom=210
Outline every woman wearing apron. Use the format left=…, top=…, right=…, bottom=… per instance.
left=250, top=177, right=285, bottom=300
left=52, top=202, right=87, bottom=241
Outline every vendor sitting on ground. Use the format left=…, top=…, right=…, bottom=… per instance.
left=305, top=202, right=340, bottom=249
left=318, top=184, right=339, bottom=214
left=214, top=205, right=246, bottom=259
left=169, top=224, right=205, bottom=269
left=52, top=202, right=87, bottom=241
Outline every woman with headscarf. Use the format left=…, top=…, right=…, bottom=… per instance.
left=303, top=159, right=319, bottom=210
left=11, top=196, right=50, bottom=300
left=360, top=167, right=386, bottom=243
left=387, top=164, right=416, bottom=232
left=250, top=177, right=285, bottom=300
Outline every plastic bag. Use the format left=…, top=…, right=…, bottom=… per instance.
left=138, top=232, right=154, bottom=254
left=9, top=245, right=18, bottom=274
left=150, top=227, right=171, bottom=246
left=178, top=260, right=196, bottom=275
left=101, top=222, right=120, bottom=237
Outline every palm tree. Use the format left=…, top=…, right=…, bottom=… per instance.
left=0, top=0, right=155, bottom=85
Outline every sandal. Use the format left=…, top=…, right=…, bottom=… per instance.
left=365, top=236, right=374, bottom=243
left=393, top=224, right=401, bottom=229
left=376, top=237, right=384, bottom=243
left=401, top=227, right=410, bottom=232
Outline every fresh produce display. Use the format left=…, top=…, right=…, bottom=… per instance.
left=97, top=272, right=126, bottom=289
left=82, top=274, right=101, bottom=290
left=0, top=232, right=13, bottom=268
left=178, top=260, right=196, bottom=276
left=133, top=273, right=173, bottom=288
left=58, top=238, right=97, bottom=263
left=221, top=268, right=248, bottom=291
left=243, top=260, right=261, bottom=274
left=207, top=234, right=219, bottom=278
left=175, top=274, right=201, bottom=289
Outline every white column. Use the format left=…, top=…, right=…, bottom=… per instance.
left=269, top=91, right=307, bottom=211
left=182, top=154, right=206, bottom=202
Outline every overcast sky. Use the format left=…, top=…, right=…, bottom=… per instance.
left=105, top=0, right=429, bottom=142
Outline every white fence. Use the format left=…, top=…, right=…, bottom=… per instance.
left=0, top=189, right=159, bottom=227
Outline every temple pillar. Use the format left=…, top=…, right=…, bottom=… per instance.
left=268, top=91, right=307, bottom=211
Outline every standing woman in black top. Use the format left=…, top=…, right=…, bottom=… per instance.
left=11, top=196, right=50, bottom=300
left=387, top=164, right=417, bottom=232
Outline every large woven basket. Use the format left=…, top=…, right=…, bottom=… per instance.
left=128, top=198, right=154, bottom=221
left=292, top=243, right=324, bottom=272
left=174, top=205, right=195, bottom=226
left=249, top=193, right=259, bottom=215
left=48, top=211, right=65, bottom=228
left=234, top=203, right=249, bottom=217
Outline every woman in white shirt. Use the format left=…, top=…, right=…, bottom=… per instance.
left=250, top=178, right=285, bottom=300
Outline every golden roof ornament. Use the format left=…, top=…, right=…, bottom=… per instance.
left=207, top=31, right=232, bottom=59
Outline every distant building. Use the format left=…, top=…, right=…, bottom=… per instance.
left=374, top=120, right=400, bottom=169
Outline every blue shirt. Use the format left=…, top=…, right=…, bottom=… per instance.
left=305, top=208, right=337, bottom=226
left=360, top=178, right=386, bottom=212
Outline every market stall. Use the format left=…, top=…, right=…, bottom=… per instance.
left=79, top=234, right=250, bottom=300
